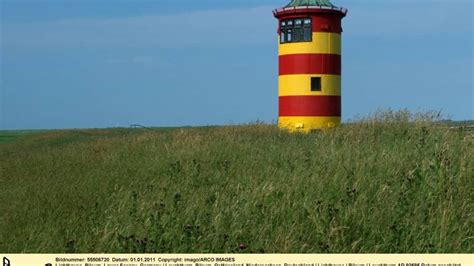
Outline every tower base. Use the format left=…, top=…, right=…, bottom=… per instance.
left=278, top=116, right=341, bottom=133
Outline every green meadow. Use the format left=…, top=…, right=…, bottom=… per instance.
left=0, top=130, right=46, bottom=143
left=0, top=111, right=472, bottom=253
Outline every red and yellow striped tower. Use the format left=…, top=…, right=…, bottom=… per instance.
left=273, top=0, right=347, bottom=133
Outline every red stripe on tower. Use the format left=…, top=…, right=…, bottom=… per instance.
left=279, top=54, right=341, bottom=75
left=279, top=96, right=341, bottom=117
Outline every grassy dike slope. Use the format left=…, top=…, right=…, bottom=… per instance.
left=0, top=112, right=472, bottom=253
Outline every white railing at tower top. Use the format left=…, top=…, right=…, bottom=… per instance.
left=273, top=5, right=348, bottom=15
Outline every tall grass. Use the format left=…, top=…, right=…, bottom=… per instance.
left=0, top=111, right=472, bottom=253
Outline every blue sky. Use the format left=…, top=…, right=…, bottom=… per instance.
left=1, top=0, right=472, bottom=129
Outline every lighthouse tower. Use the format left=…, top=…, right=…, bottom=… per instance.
left=273, top=0, right=347, bottom=132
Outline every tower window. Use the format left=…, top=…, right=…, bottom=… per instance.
left=311, top=77, right=321, bottom=92
left=294, top=19, right=303, bottom=42
left=280, top=18, right=312, bottom=44
left=303, top=27, right=312, bottom=41
left=286, top=29, right=293, bottom=42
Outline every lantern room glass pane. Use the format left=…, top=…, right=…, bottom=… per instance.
left=294, top=28, right=303, bottom=42
left=304, top=27, right=312, bottom=41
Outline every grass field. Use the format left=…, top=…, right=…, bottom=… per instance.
left=0, top=130, right=46, bottom=143
left=0, top=111, right=472, bottom=253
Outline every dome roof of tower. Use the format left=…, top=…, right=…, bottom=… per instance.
left=286, top=0, right=336, bottom=8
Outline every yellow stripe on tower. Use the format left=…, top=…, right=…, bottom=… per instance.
left=279, top=74, right=341, bottom=96
left=278, top=116, right=341, bottom=132
left=278, top=32, right=341, bottom=55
